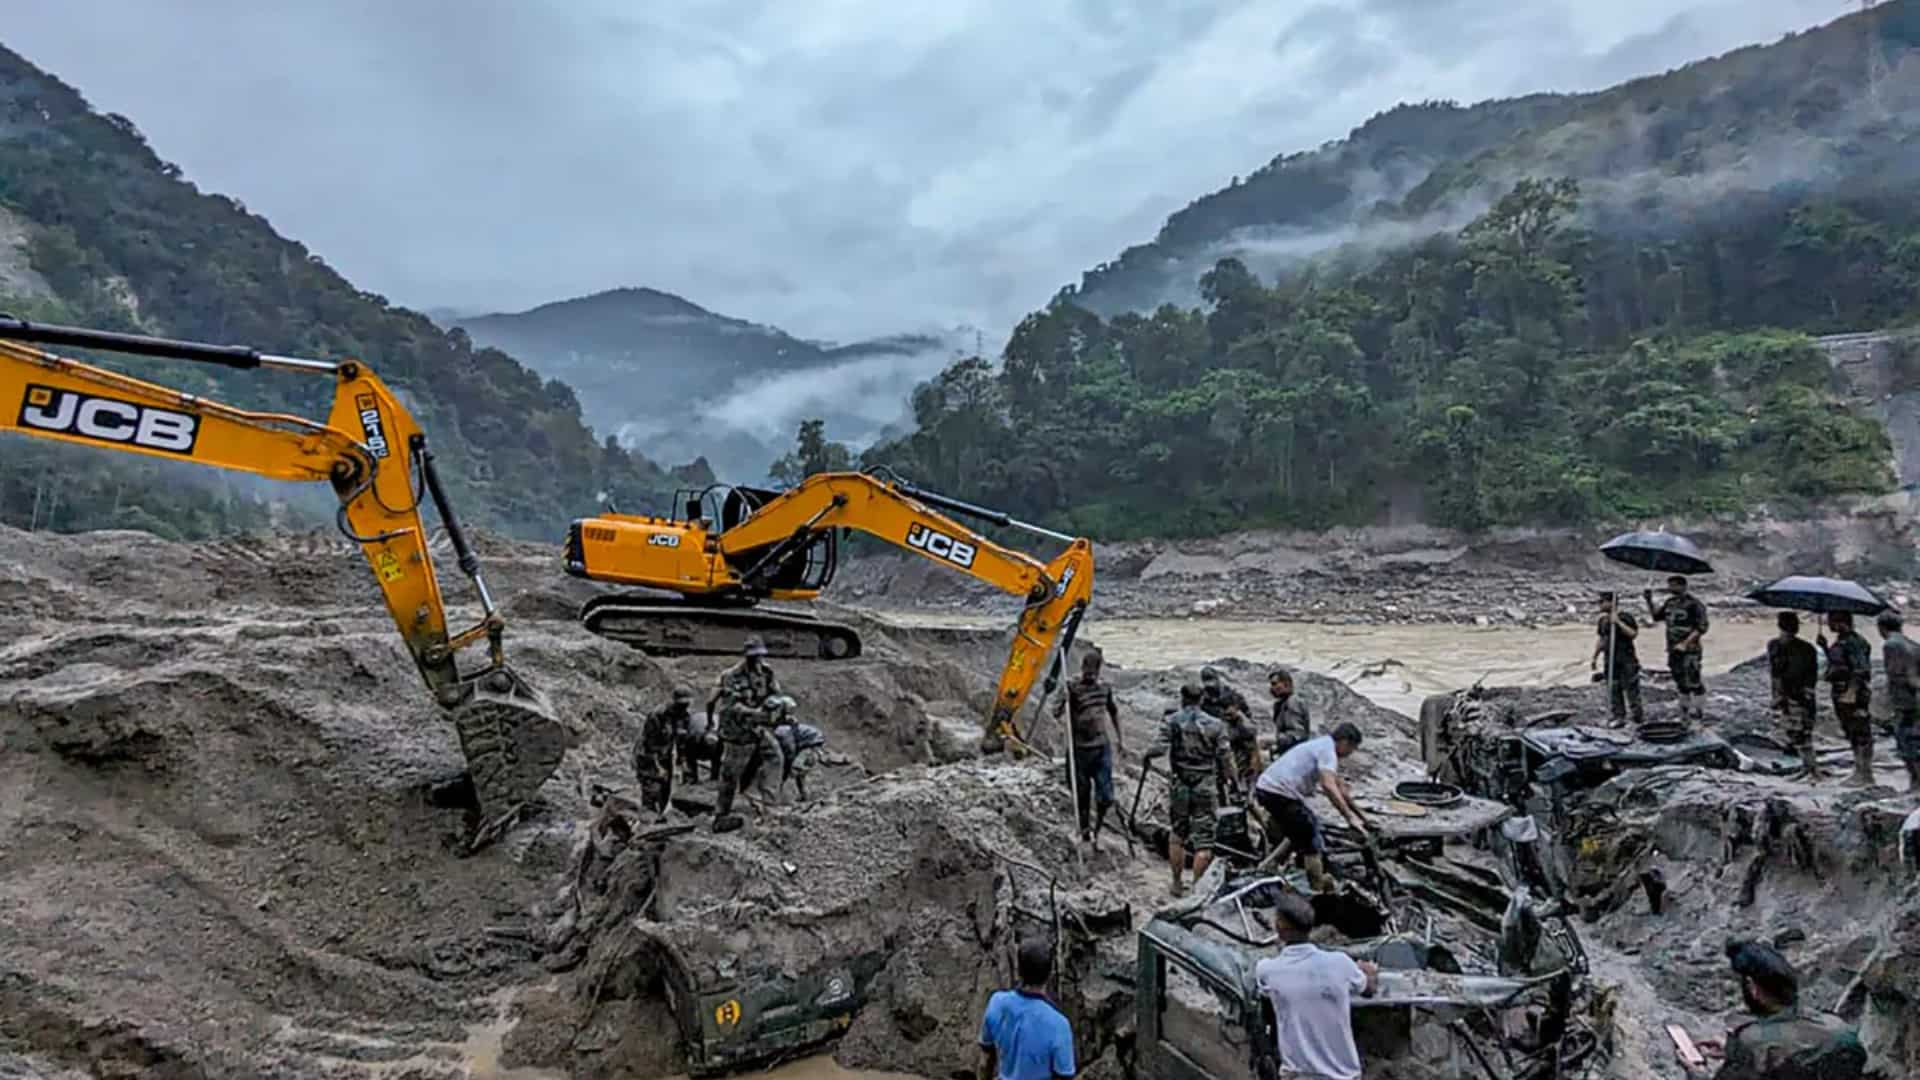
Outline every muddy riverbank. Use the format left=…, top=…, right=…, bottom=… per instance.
left=2, top=525, right=1914, bottom=1080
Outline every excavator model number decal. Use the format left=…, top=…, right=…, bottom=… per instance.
left=583, top=525, right=618, bottom=543
left=906, top=522, right=977, bottom=569
left=354, top=393, right=391, bottom=459
left=17, top=384, right=199, bottom=455
left=647, top=533, right=681, bottom=548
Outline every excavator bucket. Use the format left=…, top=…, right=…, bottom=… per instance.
left=447, top=666, right=570, bottom=834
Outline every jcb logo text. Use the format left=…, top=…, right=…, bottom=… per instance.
left=647, top=533, right=681, bottom=548
left=906, top=522, right=977, bottom=568
left=17, top=385, right=199, bottom=455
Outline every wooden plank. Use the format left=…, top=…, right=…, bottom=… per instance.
left=1667, top=1023, right=1706, bottom=1069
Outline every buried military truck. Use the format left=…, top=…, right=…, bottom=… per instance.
left=542, top=755, right=1601, bottom=1079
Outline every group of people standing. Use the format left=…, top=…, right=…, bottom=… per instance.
left=1592, top=574, right=1920, bottom=791
left=1590, top=575, right=1710, bottom=724
left=629, top=636, right=828, bottom=830
left=1766, top=608, right=1920, bottom=789
left=1053, top=651, right=1367, bottom=897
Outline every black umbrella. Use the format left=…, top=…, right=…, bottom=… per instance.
left=1747, top=576, right=1890, bottom=616
left=1600, top=531, right=1714, bottom=576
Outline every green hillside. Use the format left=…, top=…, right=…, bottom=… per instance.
left=0, top=45, right=670, bottom=539
left=1068, top=3, right=1920, bottom=318
left=867, top=7, right=1920, bottom=538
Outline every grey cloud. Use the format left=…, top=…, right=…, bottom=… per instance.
left=4, top=0, right=1840, bottom=346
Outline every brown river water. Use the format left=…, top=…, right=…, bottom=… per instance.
left=887, top=613, right=1782, bottom=716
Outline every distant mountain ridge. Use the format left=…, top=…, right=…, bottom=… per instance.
left=457, top=288, right=963, bottom=482
left=0, top=44, right=669, bottom=538
left=1066, top=2, right=1920, bottom=314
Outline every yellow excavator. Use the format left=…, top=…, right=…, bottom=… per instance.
left=0, top=317, right=565, bottom=841
left=565, top=468, right=1094, bottom=742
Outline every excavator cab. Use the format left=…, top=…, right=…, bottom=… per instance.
left=0, top=317, right=567, bottom=845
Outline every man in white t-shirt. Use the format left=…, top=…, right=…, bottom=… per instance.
left=1253, top=723, right=1369, bottom=892
left=1255, top=892, right=1377, bottom=1080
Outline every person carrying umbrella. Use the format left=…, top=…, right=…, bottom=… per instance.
left=1646, top=575, right=1710, bottom=722
left=1874, top=610, right=1920, bottom=793
left=1818, top=613, right=1875, bottom=787
left=1591, top=591, right=1643, bottom=726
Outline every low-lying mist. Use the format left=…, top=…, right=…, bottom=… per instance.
left=616, top=331, right=968, bottom=484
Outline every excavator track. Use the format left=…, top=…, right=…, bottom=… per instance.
left=580, top=594, right=863, bottom=660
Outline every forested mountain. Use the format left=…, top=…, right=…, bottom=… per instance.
left=1068, top=3, right=1920, bottom=317
left=0, top=45, right=670, bottom=539
left=457, top=290, right=958, bottom=482
left=862, top=6, right=1920, bottom=538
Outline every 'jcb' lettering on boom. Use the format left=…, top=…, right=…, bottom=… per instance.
left=905, top=522, right=977, bottom=568
left=17, top=385, right=200, bottom=455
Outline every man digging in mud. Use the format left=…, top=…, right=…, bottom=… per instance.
left=632, top=685, right=696, bottom=814
left=1693, top=940, right=1864, bottom=1079
left=709, top=636, right=783, bottom=831
left=1144, top=684, right=1230, bottom=897
left=1768, top=614, right=1822, bottom=781
left=1648, top=576, right=1710, bottom=722
left=1267, top=667, right=1310, bottom=757
left=1875, top=610, right=1920, bottom=794
left=1818, top=613, right=1875, bottom=787
left=1051, top=650, right=1124, bottom=844
left=1591, top=591, right=1643, bottom=726
left=1253, top=723, right=1369, bottom=893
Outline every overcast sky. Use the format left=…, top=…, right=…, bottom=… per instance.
left=8, top=0, right=1840, bottom=342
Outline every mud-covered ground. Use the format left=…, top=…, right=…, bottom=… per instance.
left=1, top=525, right=1915, bottom=1079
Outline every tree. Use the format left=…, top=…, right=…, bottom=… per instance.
left=768, top=419, right=853, bottom=486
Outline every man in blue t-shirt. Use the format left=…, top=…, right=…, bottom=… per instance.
left=977, top=938, right=1076, bottom=1080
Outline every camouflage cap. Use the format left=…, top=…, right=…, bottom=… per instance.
left=1200, top=666, right=1221, bottom=683
left=743, top=635, right=769, bottom=657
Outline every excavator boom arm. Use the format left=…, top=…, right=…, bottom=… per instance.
left=717, top=472, right=1057, bottom=603
left=0, top=318, right=562, bottom=829
left=717, top=471, right=1094, bottom=740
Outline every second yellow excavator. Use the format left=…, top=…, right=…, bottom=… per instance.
left=0, top=317, right=566, bottom=843
left=565, top=469, right=1094, bottom=742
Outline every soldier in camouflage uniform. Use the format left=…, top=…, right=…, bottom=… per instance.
left=1767, top=613, right=1821, bottom=781
left=1199, top=667, right=1252, bottom=727
left=1267, top=668, right=1311, bottom=756
left=1591, top=592, right=1643, bottom=726
left=708, top=636, right=783, bottom=830
left=1219, top=709, right=1263, bottom=804
left=1708, top=940, right=1864, bottom=1080
left=1145, top=684, right=1230, bottom=897
left=1818, top=613, right=1875, bottom=788
left=1647, top=576, right=1709, bottom=721
left=632, top=686, right=695, bottom=813
left=773, top=716, right=827, bottom=803
left=1875, top=610, right=1920, bottom=792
